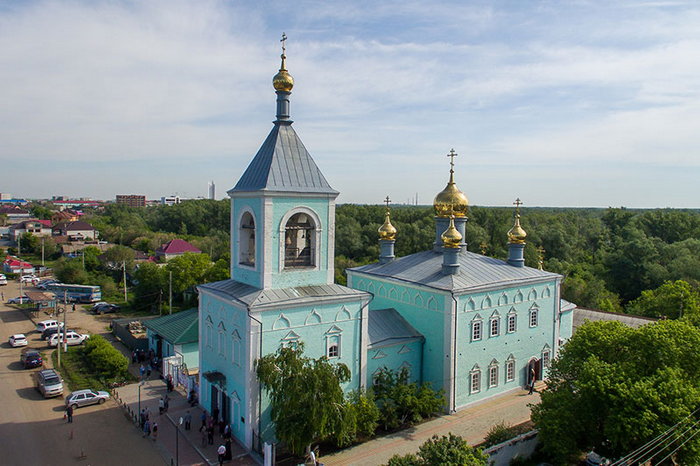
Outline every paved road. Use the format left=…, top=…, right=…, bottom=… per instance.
left=0, top=280, right=165, bottom=465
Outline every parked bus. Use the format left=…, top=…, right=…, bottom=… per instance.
left=46, top=284, right=102, bottom=303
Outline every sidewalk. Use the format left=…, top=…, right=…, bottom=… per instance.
left=113, top=377, right=257, bottom=466
left=322, top=385, right=542, bottom=466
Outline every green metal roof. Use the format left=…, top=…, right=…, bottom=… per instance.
left=143, top=308, right=198, bottom=345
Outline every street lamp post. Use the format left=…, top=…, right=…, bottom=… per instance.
left=138, top=381, right=145, bottom=423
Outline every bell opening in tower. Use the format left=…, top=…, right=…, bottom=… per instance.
left=284, top=213, right=315, bottom=268
left=239, top=212, right=256, bottom=266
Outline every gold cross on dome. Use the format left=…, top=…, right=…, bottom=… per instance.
left=384, top=196, right=392, bottom=210
left=513, top=198, right=523, bottom=215
left=280, top=32, right=287, bottom=54
left=447, top=148, right=458, bottom=171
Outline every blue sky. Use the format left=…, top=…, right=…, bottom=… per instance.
left=1, top=0, right=699, bottom=207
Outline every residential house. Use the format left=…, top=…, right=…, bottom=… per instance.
left=10, top=219, right=52, bottom=241
left=3, top=256, right=35, bottom=274
left=143, top=308, right=199, bottom=391
left=0, top=205, right=31, bottom=224
left=52, top=221, right=98, bottom=241
left=51, top=210, right=79, bottom=224
left=155, top=239, right=201, bottom=261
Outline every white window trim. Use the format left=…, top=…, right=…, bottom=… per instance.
left=471, top=318, right=483, bottom=342
left=325, top=326, right=342, bottom=359
left=505, top=359, right=515, bottom=382
left=488, top=363, right=499, bottom=388
left=542, top=347, right=551, bottom=369
left=470, top=367, right=481, bottom=394
left=529, top=308, right=539, bottom=327
left=489, top=317, right=500, bottom=337
left=507, top=309, right=517, bottom=333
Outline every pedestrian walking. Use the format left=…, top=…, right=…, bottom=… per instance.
left=139, top=364, right=146, bottom=380
left=152, top=422, right=158, bottom=441
left=158, top=397, right=165, bottom=415
left=184, top=411, right=192, bottom=430
left=143, top=420, right=151, bottom=438
left=200, top=412, right=207, bottom=431
left=217, top=444, right=226, bottom=465
left=207, top=424, right=214, bottom=445
left=139, top=409, right=145, bottom=429
left=164, top=394, right=170, bottom=412
left=71, top=303, right=76, bottom=312
left=1, top=291, right=4, bottom=301
left=65, top=405, right=73, bottom=423
left=223, top=423, right=230, bottom=439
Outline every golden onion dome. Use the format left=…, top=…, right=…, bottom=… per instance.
left=507, top=214, right=527, bottom=244
left=441, top=216, right=463, bottom=248
left=273, top=53, right=294, bottom=92
left=378, top=211, right=397, bottom=241
left=433, top=177, right=469, bottom=218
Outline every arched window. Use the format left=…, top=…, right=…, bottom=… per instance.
left=238, top=212, right=256, bottom=266
left=284, top=212, right=315, bottom=267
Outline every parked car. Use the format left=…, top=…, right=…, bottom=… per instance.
left=36, top=369, right=63, bottom=398
left=21, top=349, right=43, bottom=369
left=65, top=389, right=110, bottom=409
left=91, top=303, right=120, bottom=314
left=48, top=331, right=88, bottom=347
left=0, top=274, right=7, bottom=286
left=7, top=296, right=29, bottom=304
left=41, top=326, right=72, bottom=341
left=90, top=302, right=109, bottom=310
left=8, top=334, right=28, bottom=347
left=20, top=275, right=40, bottom=285
left=36, top=320, right=63, bottom=333
left=36, top=279, right=58, bottom=290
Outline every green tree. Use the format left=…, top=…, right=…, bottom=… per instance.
left=100, top=245, right=136, bottom=272
left=53, top=258, right=90, bottom=284
left=165, top=252, right=213, bottom=297
left=626, top=280, right=700, bottom=321
left=255, top=343, right=351, bottom=456
left=386, top=433, right=487, bottom=466
left=532, top=320, right=700, bottom=464
left=133, top=262, right=167, bottom=307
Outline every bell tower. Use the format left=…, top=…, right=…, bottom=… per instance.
left=228, top=35, right=339, bottom=290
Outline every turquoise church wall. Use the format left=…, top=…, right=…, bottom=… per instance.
left=560, top=307, right=574, bottom=341
left=349, top=274, right=447, bottom=391
left=367, top=339, right=423, bottom=385
left=199, top=292, right=251, bottom=446
left=454, top=280, right=558, bottom=408
left=231, top=197, right=264, bottom=289
left=270, top=198, right=331, bottom=289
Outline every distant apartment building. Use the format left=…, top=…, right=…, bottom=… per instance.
left=0, top=193, right=12, bottom=200
left=116, top=195, right=146, bottom=208
left=208, top=181, right=215, bottom=200
left=161, top=195, right=183, bottom=206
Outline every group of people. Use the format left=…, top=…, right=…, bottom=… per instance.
left=139, top=408, right=158, bottom=441
left=132, top=348, right=160, bottom=378
left=199, top=409, right=234, bottom=464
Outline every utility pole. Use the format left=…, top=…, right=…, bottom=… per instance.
left=122, top=261, right=127, bottom=303
left=169, top=271, right=173, bottom=315
left=63, top=290, right=68, bottom=354
left=81, top=251, right=85, bottom=269
left=41, top=237, right=45, bottom=267
left=17, top=234, right=20, bottom=255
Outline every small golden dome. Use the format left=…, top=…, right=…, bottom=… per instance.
left=508, top=214, right=527, bottom=244
left=378, top=211, right=397, bottom=241
left=273, top=53, right=294, bottom=92
left=441, top=216, right=462, bottom=248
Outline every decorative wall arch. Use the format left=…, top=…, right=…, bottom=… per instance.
left=335, top=306, right=352, bottom=321
left=481, top=295, right=492, bottom=309
left=427, top=297, right=438, bottom=311
left=498, top=293, right=508, bottom=306
left=413, top=294, right=424, bottom=307
left=466, top=298, right=476, bottom=311
left=367, top=283, right=376, bottom=294
left=514, top=290, right=524, bottom=303
left=378, top=285, right=387, bottom=297
left=401, top=290, right=410, bottom=303
left=528, top=289, right=538, bottom=301
left=304, top=309, right=322, bottom=325
left=543, top=287, right=552, bottom=298
left=389, top=288, right=399, bottom=301
left=273, top=314, right=291, bottom=330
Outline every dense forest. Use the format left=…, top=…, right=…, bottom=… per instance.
left=61, top=200, right=700, bottom=314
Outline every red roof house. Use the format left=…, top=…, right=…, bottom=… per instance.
left=155, top=239, right=201, bottom=261
left=3, top=256, right=35, bottom=274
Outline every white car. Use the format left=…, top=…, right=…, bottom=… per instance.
left=8, top=334, right=28, bottom=347
left=48, top=331, right=89, bottom=347
left=36, top=320, right=63, bottom=333
left=20, top=275, right=40, bottom=285
left=0, top=274, right=7, bottom=286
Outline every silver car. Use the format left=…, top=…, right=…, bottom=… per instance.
left=65, top=389, right=110, bottom=409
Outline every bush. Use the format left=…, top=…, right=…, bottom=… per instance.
left=333, top=389, right=381, bottom=447
left=372, top=367, right=445, bottom=431
left=483, top=421, right=531, bottom=448
left=83, top=335, right=129, bottom=379
left=386, top=433, right=488, bottom=465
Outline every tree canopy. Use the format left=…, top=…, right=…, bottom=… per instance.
left=386, top=433, right=487, bottom=466
left=532, top=319, right=700, bottom=464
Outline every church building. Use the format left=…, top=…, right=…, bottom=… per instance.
left=197, top=39, right=575, bottom=452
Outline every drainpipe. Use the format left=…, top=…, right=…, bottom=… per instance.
left=248, top=308, right=263, bottom=452
left=451, top=292, right=458, bottom=413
